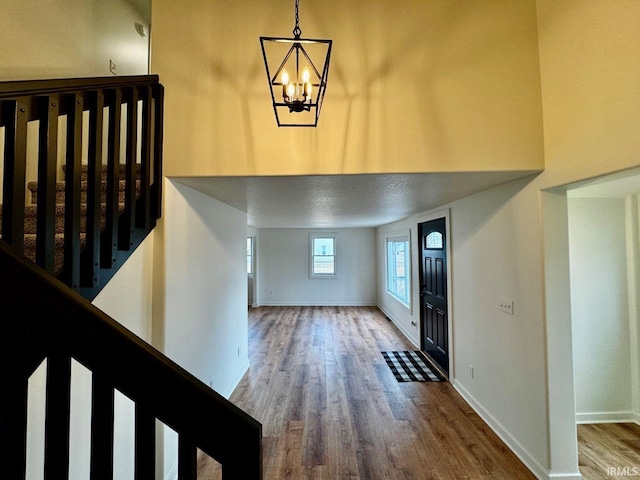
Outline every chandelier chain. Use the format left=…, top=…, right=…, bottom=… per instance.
left=293, top=0, right=302, bottom=38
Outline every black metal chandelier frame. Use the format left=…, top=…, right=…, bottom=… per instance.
left=260, top=0, right=332, bottom=127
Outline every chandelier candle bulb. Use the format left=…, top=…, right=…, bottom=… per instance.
left=281, top=69, right=290, bottom=99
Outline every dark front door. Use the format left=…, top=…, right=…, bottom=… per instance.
left=418, top=217, right=449, bottom=377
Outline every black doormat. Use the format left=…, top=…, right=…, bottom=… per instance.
left=381, top=351, right=444, bottom=382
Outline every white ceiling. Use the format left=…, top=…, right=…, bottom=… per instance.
left=567, top=166, right=640, bottom=199
left=173, top=171, right=540, bottom=229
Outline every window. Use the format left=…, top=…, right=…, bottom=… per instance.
left=386, top=233, right=410, bottom=306
left=247, top=237, right=253, bottom=276
left=309, top=233, right=336, bottom=277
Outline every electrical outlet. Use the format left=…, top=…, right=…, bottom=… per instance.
left=109, top=59, right=117, bottom=75
left=499, top=297, right=514, bottom=315
left=411, top=321, right=417, bottom=327
left=468, top=365, right=474, bottom=379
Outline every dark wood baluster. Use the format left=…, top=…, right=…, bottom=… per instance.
left=136, top=85, right=152, bottom=230
left=36, top=95, right=60, bottom=274
left=102, top=89, right=121, bottom=269
left=134, top=402, right=155, bottom=480
left=0, top=321, right=29, bottom=479
left=1, top=99, right=28, bottom=252
left=44, top=353, right=71, bottom=480
left=178, top=435, right=197, bottom=480
left=222, top=452, right=262, bottom=480
left=119, top=87, right=138, bottom=251
left=152, top=84, right=164, bottom=220
left=90, top=373, right=114, bottom=480
left=83, top=90, right=104, bottom=288
left=63, top=93, right=83, bottom=290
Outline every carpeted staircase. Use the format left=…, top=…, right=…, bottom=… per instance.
left=0, top=163, right=139, bottom=276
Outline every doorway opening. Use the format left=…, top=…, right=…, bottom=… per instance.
left=542, top=167, right=640, bottom=476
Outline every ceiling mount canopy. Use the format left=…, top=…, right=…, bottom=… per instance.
left=260, top=0, right=332, bottom=127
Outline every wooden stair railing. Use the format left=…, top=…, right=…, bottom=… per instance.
left=0, top=240, right=263, bottom=479
left=0, top=75, right=164, bottom=300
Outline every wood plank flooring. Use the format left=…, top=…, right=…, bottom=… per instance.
left=578, top=423, right=640, bottom=479
left=197, top=306, right=537, bottom=479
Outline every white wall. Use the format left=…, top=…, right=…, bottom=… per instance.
left=161, top=180, right=250, bottom=395
left=0, top=0, right=149, bottom=81
left=148, top=180, right=251, bottom=478
left=628, top=196, right=640, bottom=424
left=377, top=212, right=451, bottom=348
left=568, top=198, right=633, bottom=422
left=257, top=228, right=377, bottom=306
left=377, top=177, right=552, bottom=477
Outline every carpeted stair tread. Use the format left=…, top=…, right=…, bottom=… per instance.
left=23, top=232, right=87, bottom=275
left=63, top=163, right=142, bottom=182
left=0, top=203, right=124, bottom=235
left=28, top=179, right=140, bottom=205
left=4, top=163, right=142, bottom=278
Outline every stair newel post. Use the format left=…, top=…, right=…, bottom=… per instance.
left=102, top=89, right=122, bottom=269
left=1, top=99, right=28, bottom=253
left=119, top=86, right=138, bottom=251
left=152, top=84, right=164, bottom=220
left=83, top=90, right=105, bottom=289
left=62, top=93, right=84, bottom=291
left=36, top=95, right=60, bottom=275
left=137, top=85, right=153, bottom=230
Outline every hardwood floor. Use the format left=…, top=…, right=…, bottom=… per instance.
left=198, top=306, right=536, bottom=479
left=578, top=423, right=640, bottom=479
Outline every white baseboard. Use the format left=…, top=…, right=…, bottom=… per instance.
left=376, top=304, right=419, bottom=347
left=547, top=474, right=584, bottom=480
left=635, top=412, right=640, bottom=425
left=219, top=359, right=250, bottom=399
left=576, top=411, right=638, bottom=424
left=258, top=301, right=377, bottom=307
left=452, top=380, right=583, bottom=480
left=165, top=462, right=178, bottom=480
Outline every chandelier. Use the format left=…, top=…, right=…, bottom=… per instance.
left=260, top=0, right=332, bottom=127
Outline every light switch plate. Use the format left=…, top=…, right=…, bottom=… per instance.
left=500, top=297, right=514, bottom=315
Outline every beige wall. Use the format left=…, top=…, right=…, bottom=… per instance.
left=150, top=0, right=544, bottom=177
left=0, top=0, right=149, bottom=80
